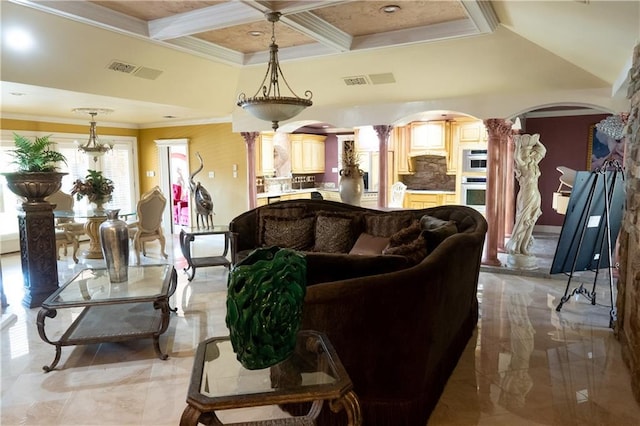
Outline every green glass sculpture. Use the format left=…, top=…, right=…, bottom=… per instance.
left=226, top=246, right=307, bottom=370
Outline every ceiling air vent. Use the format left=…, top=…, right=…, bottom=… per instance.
left=343, top=76, right=369, bottom=86
left=107, top=60, right=139, bottom=74
left=369, top=72, right=396, bottom=85
left=134, top=67, right=163, bottom=80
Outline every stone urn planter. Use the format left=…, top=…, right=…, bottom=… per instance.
left=339, top=164, right=365, bottom=206
left=3, top=133, right=68, bottom=308
left=2, top=172, right=66, bottom=203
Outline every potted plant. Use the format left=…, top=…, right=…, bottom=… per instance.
left=2, top=133, right=68, bottom=202
left=71, top=169, right=114, bottom=211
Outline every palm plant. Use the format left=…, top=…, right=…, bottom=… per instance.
left=9, top=133, right=67, bottom=172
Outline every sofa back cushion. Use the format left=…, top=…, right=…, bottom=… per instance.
left=363, top=212, right=414, bottom=237
left=313, top=211, right=362, bottom=253
left=261, top=214, right=315, bottom=250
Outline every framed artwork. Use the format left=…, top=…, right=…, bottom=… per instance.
left=588, top=124, right=625, bottom=171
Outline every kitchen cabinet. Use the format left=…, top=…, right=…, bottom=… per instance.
left=256, top=133, right=274, bottom=177
left=410, top=121, right=446, bottom=152
left=405, top=192, right=456, bottom=209
left=290, top=134, right=326, bottom=173
left=454, top=121, right=488, bottom=144
left=393, top=126, right=412, bottom=174
left=279, top=192, right=312, bottom=201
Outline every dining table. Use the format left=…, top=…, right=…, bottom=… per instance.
left=54, top=209, right=136, bottom=260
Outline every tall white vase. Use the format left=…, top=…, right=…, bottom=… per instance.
left=339, top=164, right=364, bottom=206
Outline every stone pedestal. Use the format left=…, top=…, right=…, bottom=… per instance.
left=507, top=253, right=538, bottom=270
left=17, top=203, right=59, bottom=308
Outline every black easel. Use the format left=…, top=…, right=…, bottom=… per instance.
left=551, top=160, right=625, bottom=329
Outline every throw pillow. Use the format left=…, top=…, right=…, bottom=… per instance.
left=257, top=204, right=307, bottom=244
left=420, top=214, right=455, bottom=230
left=313, top=211, right=361, bottom=253
left=422, top=221, right=458, bottom=252
left=261, top=214, right=315, bottom=250
left=349, top=233, right=391, bottom=255
left=388, top=219, right=421, bottom=247
left=363, top=212, right=414, bottom=237
left=382, top=232, right=427, bottom=265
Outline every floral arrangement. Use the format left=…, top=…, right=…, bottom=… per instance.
left=71, top=169, right=114, bottom=203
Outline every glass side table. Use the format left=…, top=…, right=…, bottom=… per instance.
left=181, top=330, right=362, bottom=425
left=36, top=264, right=177, bottom=372
left=179, top=226, right=232, bottom=281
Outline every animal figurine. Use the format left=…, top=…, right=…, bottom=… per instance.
left=189, top=152, right=214, bottom=228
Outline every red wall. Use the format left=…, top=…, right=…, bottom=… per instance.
left=522, top=113, right=609, bottom=227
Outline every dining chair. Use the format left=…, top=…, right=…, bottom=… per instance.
left=128, top=186, right=168, bottom=264
left=389, top=181, right=407, bottom=208
left=46, top=190, right=86, bottom=263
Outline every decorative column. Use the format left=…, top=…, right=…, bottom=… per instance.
left=374, top=125, right=393, bottom=208
left=483, top=119, right=513, bottom=266
left=18, top=203, right=59, bottom=308
left=241, top=132, right=259, bottom=210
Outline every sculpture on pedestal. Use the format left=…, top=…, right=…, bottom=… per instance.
left=506, top=134, right=547, bottom=269
left=189, top=152, right=214, bottom=228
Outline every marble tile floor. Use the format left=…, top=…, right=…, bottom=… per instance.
left=1, top=233, right=639, bottom=425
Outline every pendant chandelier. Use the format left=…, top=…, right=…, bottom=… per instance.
left=73, top=108, right=114, bottom=162
left=237, top=12, right=312, bottom=131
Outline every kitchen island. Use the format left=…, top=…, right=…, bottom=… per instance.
left=404, top=190, right=457, bottom=209
left=256, top=188, right=380, bottom=208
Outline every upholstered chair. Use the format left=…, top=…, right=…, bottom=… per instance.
left=46, top=190, right=86, bottom=263
left=128, top=186, right=168, bottom=264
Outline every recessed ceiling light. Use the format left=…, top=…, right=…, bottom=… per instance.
left=163, top=115, right=177, bottom=119
left=248, top=31, right=263, bottom=37
left=6, top=28, right=34, bottom=51
left=10, top=92, right=26, bottom=96
left=380, top=5, right=401, bottom=14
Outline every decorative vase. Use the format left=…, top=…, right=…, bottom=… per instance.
left=99, top=209, right=129, bottom=283
left=339, top=164, right=364, bottom=206
left=226, top=246, right=307, bottom=370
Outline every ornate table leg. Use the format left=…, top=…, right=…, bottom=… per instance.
left=36, top=307, right=62, bottom=372
left=180, top=230, right=197, bottom=281
left=329, top=390, right=362, bottom=426
left=179, top=405, right=202, bottom=426
left=83, top=216, right=106, bottom=259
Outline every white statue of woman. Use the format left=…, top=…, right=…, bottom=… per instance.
left=506, top=134, right=547, bottom=259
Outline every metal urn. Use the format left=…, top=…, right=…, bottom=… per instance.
left=100, top=209, right=129, bottom=283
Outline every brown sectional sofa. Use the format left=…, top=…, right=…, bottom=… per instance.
left=229, top=199, right=488, bottom=425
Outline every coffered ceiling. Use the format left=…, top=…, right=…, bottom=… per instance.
left=1, top=1, right=638, bottom=129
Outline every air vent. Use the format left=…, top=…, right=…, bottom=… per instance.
left=107, top=60, right=139, bottom=74
left=343, top=76, right=369, bottom=86
left=134, top=67, right=163, bottom=80
left=369, top=72, right=396, bottom=85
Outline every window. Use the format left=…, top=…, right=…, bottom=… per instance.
left=1, top=130, right=138, bottom=254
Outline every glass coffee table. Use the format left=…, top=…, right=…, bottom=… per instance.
left=36, top=264, right=177, bottom=372
left=181, top=330, right=362, bottom=425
